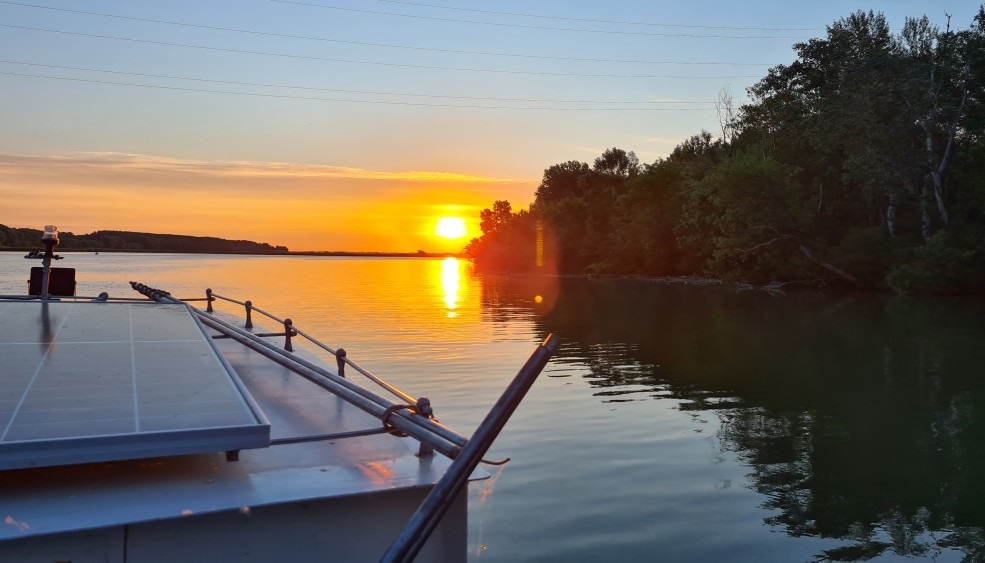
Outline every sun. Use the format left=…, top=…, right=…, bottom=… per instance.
left=435, top=217, right=467, bottom=239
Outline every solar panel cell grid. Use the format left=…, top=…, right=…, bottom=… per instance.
left=0, top=301, right=269, bottom=470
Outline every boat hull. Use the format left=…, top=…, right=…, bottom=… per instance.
left=0, top=487, right=466, bottom=562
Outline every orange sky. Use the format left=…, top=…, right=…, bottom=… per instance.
left=0, top=152, right=537, bottom=253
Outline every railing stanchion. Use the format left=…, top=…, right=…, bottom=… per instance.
left=283, top=318, right=295, bottom=352
left=336, top=348, right=346, bottom=378
left=416, top=398, right=434, bottom=457
left=244, top=300, right=253, bottom=329
left=205, top=288, right=214, bottom=313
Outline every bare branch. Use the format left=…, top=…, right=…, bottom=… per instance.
left=715, top=87, right=739, bottom=156
left=739, top=235, right=795, bottom=253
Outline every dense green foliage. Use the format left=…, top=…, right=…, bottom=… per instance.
left=465, top=8, right=985, bottom=293
left=0, top=225, right=289, bottom=254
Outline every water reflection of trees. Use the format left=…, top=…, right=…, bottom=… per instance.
left=478, top=274, right=985, bottom=561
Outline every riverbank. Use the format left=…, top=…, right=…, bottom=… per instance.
left=2, top=248, right=462, bottom=258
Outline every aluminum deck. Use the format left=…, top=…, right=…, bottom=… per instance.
left=0, top=301, right=474, bottom=562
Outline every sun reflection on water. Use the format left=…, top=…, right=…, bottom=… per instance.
left=440, top=257, right=460, bottom=318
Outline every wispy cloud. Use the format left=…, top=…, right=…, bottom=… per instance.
left=0, top=152, right=532, bottom=184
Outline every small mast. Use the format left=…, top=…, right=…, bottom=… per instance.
left=39, top=225, right=59, bottom=300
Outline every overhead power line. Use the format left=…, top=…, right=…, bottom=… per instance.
left=271, top=0, right=805, bottom=39
left=0, top=1, right=773, bottom=66
left=0, top=24, right=761, bottom=79
left=0, top=60, right=723, bottom=105
left=0, top=71, right=718, bottom=111
left=373, top=0, right=820, bottom=32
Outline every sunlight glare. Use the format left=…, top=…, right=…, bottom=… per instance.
left=441, top=257, right=460, bottom=317
left=435, top=217, right=467, bottom=239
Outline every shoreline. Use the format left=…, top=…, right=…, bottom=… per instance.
left=8, top=249, right=979, bottom=296
left=1, top=248, right=463, bottom=258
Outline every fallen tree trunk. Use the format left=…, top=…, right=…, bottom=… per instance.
left=799, top=245, right=863, bottom=288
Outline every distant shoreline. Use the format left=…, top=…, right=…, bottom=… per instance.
left=0, top=226, right=464, bottom=258
left=2, top=248, right=463, bottom=258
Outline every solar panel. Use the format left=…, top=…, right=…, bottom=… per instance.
left=0, top=301, right=270, bottom=470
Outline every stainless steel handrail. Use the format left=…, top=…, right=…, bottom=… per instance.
left=129, top=282, right=467, bottom=458
left=205, top=290, right=418, bottom=406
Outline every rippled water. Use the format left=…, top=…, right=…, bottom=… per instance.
left=2, top=253, right=984, bottom=562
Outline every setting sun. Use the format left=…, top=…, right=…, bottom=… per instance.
left=435, top=217, right=468, bottom=239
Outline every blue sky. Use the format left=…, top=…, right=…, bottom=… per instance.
left=0, top=1, right=981, bottom=250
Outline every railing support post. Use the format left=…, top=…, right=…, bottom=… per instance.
left=416, top=397, right=434, bottom=457
left=244, top=300, right=253, bottom=329
left=283, top=318, right=295, bottom=352
left=336, top=348, right=346, bottom=378
left=205, top=288, right=214, bottom=313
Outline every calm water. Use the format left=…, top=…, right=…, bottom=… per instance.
left=2, top=253, right=984, bottom=562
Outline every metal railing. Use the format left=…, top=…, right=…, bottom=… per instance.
left=203, top=288, right=419, bottom=407
left=129, top=282, right=460, bottom=458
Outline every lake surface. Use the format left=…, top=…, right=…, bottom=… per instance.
left=2, top=253, right=984, bottom=562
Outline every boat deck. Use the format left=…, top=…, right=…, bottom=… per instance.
left=0, top=300, right=476, bottom=562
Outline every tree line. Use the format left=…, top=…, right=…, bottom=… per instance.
left=465, top=8, right=985, bottom=294
left=0, top=225, right=289, bottom=254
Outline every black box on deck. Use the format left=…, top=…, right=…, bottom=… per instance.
left=29, top=267, right=76, bottom=296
